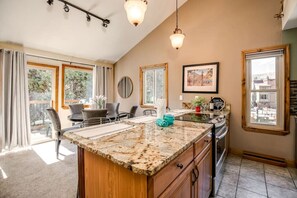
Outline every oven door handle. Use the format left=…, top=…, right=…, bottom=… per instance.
left=216, top=126, right=228, bottom=140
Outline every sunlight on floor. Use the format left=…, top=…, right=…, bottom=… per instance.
left=32, top=141, right=75, bottom=165
left=0, top=166, right=8, bottom=179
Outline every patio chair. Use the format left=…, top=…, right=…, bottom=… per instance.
left=106, top=103, right=120, bottom=120
left=46, top=108, right=80, bottom=159
left=118, top=106, right=138, bottom=120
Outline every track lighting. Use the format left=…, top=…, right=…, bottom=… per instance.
left=64, top=3, right=70, bottom=12
left=47, top=0, right=53, bottom=5
left=45, top=0, right=110, bottom=28
left=86, top=14, right=91, bottom=22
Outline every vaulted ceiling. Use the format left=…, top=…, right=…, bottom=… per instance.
left=0, top=0, right=187, bottom=63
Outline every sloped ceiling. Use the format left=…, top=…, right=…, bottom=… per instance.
left=283, top=0, right=297, bottom=30
left=0, top=0, right=187, bottom=64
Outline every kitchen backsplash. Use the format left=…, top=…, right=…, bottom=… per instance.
left=290, top=80, right=297, bottom=115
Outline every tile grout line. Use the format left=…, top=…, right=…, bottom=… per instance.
left=263, top=164, right=269, bottom=198
left=287, top=167, right=297, bottom=189
left=234, top=157, right=242, bottom=198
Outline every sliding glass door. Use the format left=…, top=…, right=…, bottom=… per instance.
left=27, top=62, right=59, bottom=144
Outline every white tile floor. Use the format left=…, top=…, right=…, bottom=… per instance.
left=215, top=154, right=297, bottom=198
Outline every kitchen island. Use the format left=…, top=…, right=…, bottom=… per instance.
left=64, top=117, right=213, bottom=198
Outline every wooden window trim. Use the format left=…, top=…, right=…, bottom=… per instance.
left=241, top=45, right=290, bottom=136
left=61, top=64, right=93, bottom=109
left=27, top=61, right=59, bottom=112
left=139, top=63, right=168, bottom=108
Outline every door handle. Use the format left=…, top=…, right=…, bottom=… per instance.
left=192, top=170, right=197, bottom=185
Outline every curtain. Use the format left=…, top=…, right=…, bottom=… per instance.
left=93, top=65, right=113, bottom=102
left=0, top=49, right=31, bottom=151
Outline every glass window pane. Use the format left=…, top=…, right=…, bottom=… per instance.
left=155, top=69, right=164, bottom=100
left=250, top=91, right=277, bottom=125
left=144, top=70, right=154, bottom=104
left=251, top=57, right=276, bottom=90
left=64, top=68, right=93, bottom=105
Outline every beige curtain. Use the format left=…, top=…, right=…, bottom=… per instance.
left=93, top=66, right=113, bottom=102
left=0, top=49, right=31, bottom=151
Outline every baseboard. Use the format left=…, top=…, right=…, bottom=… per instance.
left=229, top=147, right=296, bottom=168
left=243, top=151, right=287, bottom=167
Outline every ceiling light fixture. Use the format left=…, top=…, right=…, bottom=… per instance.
left=63, top=3, right=70, bottom=12
left=46, top=0, right=110, bottom=28
left=169, top=0, right=185, bottom=50
left=47, top=0, right=53, bottom=5
left=124, top=0, right=148, bottom=26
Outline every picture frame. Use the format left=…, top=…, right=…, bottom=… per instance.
left=182, top=62, right=219, bottom=93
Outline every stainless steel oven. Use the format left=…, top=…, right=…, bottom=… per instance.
left=213, top=124, right=228, bottom=195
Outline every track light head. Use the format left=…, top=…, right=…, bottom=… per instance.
left=86, top=14, right=91, bottom=22
left=102, top=19, right=110, bottom=28
left=47, top=0, right=53, bottom=5
left=64, top=3, right=70, bottom=12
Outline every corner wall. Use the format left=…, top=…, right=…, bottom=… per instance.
left=115, top=0, right=297, bottom=162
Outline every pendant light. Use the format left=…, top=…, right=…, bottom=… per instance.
left=170, top=0, right=185, bottom=49
left=124, top=0, right=148, bottom=26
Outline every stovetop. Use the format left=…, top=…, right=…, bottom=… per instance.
left=175, top=113, right=219, bottom=123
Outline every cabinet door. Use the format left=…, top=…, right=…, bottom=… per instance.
left=194, top=147, right=212, bottom=198
left=203, top=149, right=212, bottom=198
left=159, top=163, right=194, bottom=198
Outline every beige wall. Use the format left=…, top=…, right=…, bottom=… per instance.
left=115, top=0, right=296, bottom=161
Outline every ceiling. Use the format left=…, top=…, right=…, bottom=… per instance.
left=0, top=0, right=187, bottom=64
left=283, top=0, right=297, bottom=30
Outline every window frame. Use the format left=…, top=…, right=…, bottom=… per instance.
left=139, top=63, right=168, bottom=108
left=61, top=64, right=93, bottom=109
left=27, top=61, right=59, bottom=112
left=242, top=45, right=290, bottom=135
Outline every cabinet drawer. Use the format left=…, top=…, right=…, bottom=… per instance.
left=193, top=131, right=211, bottom=158
left=150, top=146, right=194, bottom=197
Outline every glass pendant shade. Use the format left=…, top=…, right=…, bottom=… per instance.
left=170, top=29, right=185, bottom=50
left=124, top=0, right=148, bottom=26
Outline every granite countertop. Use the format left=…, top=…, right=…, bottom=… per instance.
left=64, top=119, right=212, bottom=176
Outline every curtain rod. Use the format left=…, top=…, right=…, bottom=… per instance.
left=26, top=53, right=96, bottom=67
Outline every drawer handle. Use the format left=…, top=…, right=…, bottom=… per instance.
left=177, top=163, right=183, bottom=169
left=204, top=139, right=210, bottom=143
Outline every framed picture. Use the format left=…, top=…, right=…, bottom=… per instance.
left=182, top=62, right=219, bottom=93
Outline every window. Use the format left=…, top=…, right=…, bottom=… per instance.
left=242, top=45, right=290, bottom=135
left=62, top=64, right=93, bottom=109
left=140, top=63, right=168, bottom=107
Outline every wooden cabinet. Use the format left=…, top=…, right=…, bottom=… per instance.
left=159, top=162, right=194, bottom=198
left=157, top=132, right=212, bottom=198
left=78, top=131, right=213, bottom=198
left=193, top=146, right=212, bottom=198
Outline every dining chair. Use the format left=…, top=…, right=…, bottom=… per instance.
left=143, top=108, right=157, bottom=116
left=118, top=106, right=138, bottom=120
left=46, top=108, right=80, bottom=159
left=69, top=104, right=84, bottom=114
left=68, top=104, right=84, bottom=125
left=106, top=103, right=120, bottom=120
left=81, top=109, right=110, bottom=127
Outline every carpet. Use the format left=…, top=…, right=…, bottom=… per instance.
left=0, top=141, right=77, bottom=198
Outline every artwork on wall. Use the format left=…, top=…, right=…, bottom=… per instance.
left=182, top=62, right=219, bottom=93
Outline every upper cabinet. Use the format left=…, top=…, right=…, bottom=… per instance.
left=283, top=0, right=297, bottom=30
